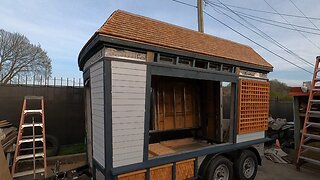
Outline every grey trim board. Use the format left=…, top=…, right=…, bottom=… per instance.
left=143, top=65, right=152, bottom=162
left=111, top=138, right=271, bottom=175
left=103, top=59, right=113, bottom=179
left=150, top=64, right=238, bottom=83
left=78, top=35, right=273, bottom=73
left=93, top=158, right=106, bottom=176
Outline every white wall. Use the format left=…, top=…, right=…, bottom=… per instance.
left=90, top=61, right=105, bottom=167
left=111, top=61, right=146, bottom=168
left=236, top=131, right=265, bottom=143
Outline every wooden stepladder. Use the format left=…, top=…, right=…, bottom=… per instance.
left=11, top=96, right=47, bottom=179
left=296, top=56, right=320, bottom=170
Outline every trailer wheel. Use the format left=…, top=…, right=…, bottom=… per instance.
left=205, top=155, right=233, bottom=180
left=234, top=150, right=258, bottom=180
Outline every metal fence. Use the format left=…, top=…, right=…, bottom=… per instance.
left=0, top=74, right=83, bottom=87
left=269, top=98, right=293, bottom=121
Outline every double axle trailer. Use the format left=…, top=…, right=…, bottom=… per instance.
left=78, top=10, right=273, bottom=180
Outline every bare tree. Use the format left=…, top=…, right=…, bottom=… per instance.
left=0, top=29, right=52, bottom=84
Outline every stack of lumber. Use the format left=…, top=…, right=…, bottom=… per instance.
left=0, top=120, right=17, bottom=152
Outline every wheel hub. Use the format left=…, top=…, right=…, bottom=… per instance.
left=213, top=164, right=229, bottom=180
left=243, top=157, right=255, bottom=178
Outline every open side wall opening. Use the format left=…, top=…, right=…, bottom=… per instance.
left=148, top=75, right=235, bottom=159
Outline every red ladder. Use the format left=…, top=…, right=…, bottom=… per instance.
left=296, top=56, right=320, bottom=170
left=11, top=96, right=47, bottom=178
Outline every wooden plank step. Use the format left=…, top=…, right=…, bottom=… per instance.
left=16, top=152, right=44, bottom=161
left=24, top=110, right=42, bottom=114
left=306, top=122, right=320, bottom=128
left=300, top=156, right=320, bottom=166
left=308, top=111, right=320, bottom=115
left=304, top=133, right=320, bottom=140
left=20, top=147, right=43, bottom=151
left=13, top=168, right=44, bottom=178
left=302, top=145, right=320, bottom=153
left=25, top=96, right=43, bottom=100
left=21, top=123, right=43, bottom=128
left=312, top=88, right=320, bottom=92
left=19, top=138, right=43, bottom=144
left=22, top=135, right=43, bottom=139
left=311, top=100, right=320, bottom=104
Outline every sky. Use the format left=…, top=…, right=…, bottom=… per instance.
left=1, top=0, right=320, bottom=86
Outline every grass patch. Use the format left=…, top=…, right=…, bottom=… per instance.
left=58, top=143, right=86, bottom=155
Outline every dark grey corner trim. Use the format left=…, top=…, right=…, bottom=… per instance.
left=143, top=65, right=152, bottom=162
left=233, top=81, right=239, bottom=143
left=194, top=157, right=198, bottom=178
left=92, top=162, right=97, bottom=180
left=150, top=64, right=238, bottom=83
left=83, top=69, right=90, bottom=81
left=104, top=58, right=113, bottom=179
left=146, top=168, right=150, bottom=180
left=93, top=158, right=106, bottom=175
left=172, top=162, right=176, bottom=180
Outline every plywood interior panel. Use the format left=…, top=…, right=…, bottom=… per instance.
left=152, top=77, right=199, bottom=131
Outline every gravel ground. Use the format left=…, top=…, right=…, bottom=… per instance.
left=256, top=157, right=320, bottom=180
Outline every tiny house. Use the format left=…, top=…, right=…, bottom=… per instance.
left=78, top=10, right=273, bottom=180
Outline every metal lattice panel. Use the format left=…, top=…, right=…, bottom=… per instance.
left=238, top=79, right=270, bottom=134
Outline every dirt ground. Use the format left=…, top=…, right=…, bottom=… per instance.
left=256, top=157, right=320, bottom=180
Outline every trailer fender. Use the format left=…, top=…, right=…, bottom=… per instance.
left=246, top=147, right=262, bottom=165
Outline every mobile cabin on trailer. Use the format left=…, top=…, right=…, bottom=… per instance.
left=78, top=10, right=273, bottom=180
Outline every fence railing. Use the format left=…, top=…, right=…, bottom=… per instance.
left=0, top=75, right=83, bottom=87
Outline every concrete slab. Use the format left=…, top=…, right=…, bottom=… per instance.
left=257, top=157, right=320, bottom=180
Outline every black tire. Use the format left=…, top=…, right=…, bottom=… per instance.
left=234, top=150, right=258, bottom=180
left=205, top=155, right=233, bottom=180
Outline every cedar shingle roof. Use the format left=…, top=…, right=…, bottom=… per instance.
left=96, top=10, right=272, bottom=69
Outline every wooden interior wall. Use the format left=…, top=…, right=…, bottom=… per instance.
left=202, top=81, right=221, bottom=142
left=152, top=77, right=199, bottom=131
left=238, top=79, right=269, bottom=134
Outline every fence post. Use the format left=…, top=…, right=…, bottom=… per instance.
left=79, top=78, right=81, bottom=87
left=67, top=78, right=69, bottom=86
left=61, top=77, right=63, bottom=86
left=17, top=75, right=20, bottom=85
left=54, top=77, right=56, bottom=87
left=26, top=75, right=27, bottom=85
left=40, top=76, right=42, bottom=86
left=73, top=78, right=75, bottom=87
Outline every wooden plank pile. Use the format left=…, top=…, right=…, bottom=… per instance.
left=0, top=120, right=17, bottom=153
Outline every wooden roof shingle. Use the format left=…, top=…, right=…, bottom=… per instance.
left=88, top=10, right=273, bottom=69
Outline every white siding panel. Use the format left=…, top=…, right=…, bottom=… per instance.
left=113, top=150, right=143, bottom=162
left=112, top=116, right=144, bottom=125
left=112, top=80, right=146, bottom=88
left=90, top=61, right=105, bottom=168
left=112, top=67, right=147, bottom=76
left=112, top=99, right=146, bottom=105
left=112, top=92, right=145, bottom=99
left=236, top=131, right=265, bottom=143
left=112, top=111, right=145, bottom=118
left=111, top=62, right=147, bottom=168
left=112, top=105, right=145, bottom=112
left=112, top=122, right=144, bottom=130
left=111, top=61, right=147, bottom=71
left=112, top=74, right=146, bottom=82
left=113, top=140, right=144, bottom=149
left=113, top=145, right=143, bottom=155
left=113, top=133, right=144, bottom=143
left=112, top=86, right=146, bottom=94
left=113, top=156, right=144, bottom=168
left=113, top=128, right=143, bottom=137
